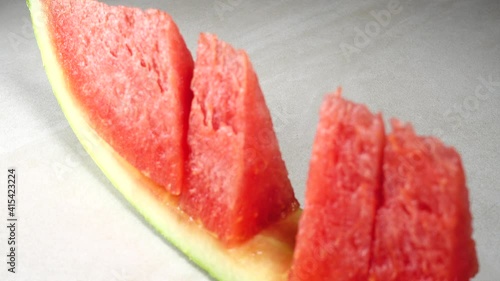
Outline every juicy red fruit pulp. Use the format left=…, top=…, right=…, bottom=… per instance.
left=181, top=33, right=299, bottom=245
left=290, top=93, right=478, bottom=281
left=47, top=0, right=193, bottom=194
left=369, top=120, right=478, bottom=281
left=289, top=90, right=385, bottom=280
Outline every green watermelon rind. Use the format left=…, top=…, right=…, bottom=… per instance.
left=27, top=0, right=300, bottom=280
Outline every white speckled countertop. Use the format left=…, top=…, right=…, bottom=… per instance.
left=1, top=0, right=499, bottom=280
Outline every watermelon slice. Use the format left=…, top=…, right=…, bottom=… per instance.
left=289, top=89, right=385, bottom=280
left=29, top=0, right=478, bottom=279
left=181, top=33, right=299, bottom=245
left=289, top=93, right=477, bottom=280
left=28, top=0, right=300, bottom=280
left=40, top=0, right=193, bottom=195
left=369, top=120, right=479, bottom=280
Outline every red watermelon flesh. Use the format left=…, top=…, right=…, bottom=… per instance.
left=369, top=120, right=478, bottom=280
left=181, top=33, right=299, bottom=245
left=289, top=89, right=385, bottom=281
left=46, top=0, right=193, bottom=194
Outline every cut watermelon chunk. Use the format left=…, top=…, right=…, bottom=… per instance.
left=181, top=33, right=299, bottom=245
left=29, top=0, right=300, bottom=280
left=45, top=0, right=193, bottom=194
left=369, top=120, right=479, bottom=280
left=289, top=89, right=385, bottom=280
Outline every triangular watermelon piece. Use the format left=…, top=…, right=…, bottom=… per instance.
left=42, top=0, right=193, bottom=195
left=289, top=89, right=385, bottom=280
left=181, top=33, right=299, bottom=245
left=289, top=90, right=478, bottom=280
left=369, top=120, right=479, bottom=280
